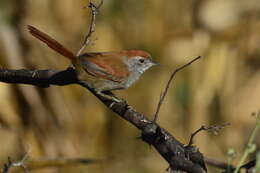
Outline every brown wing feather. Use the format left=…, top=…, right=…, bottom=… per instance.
left=79, top=52, right=130, bottom=81
left=28, top=25, right=75, bottom=60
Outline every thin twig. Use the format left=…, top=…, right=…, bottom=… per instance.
left=187, top=123, right=230, bottom=147
left=187, top=126, right=207, bottom=147
left=153, top=56, right=202, bottom=122
left=204, top=157, right=234, bottom=170
left=234, top=111, right=260, bottom=173
left=76, top=0, right=104, bottom=56
left=204, top=157, right=256, bottom=173
left=2, top=153, right=30, bottom=173
left=9, top=158, right=100, bottom=173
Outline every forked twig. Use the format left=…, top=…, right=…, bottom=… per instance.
left=153, top=56, right=202, bottom=122
left=187, top=123, right=230, bottom=147
left=76, top=0, right=104, bottom=56
left=2, top=153, right=30, bottom=173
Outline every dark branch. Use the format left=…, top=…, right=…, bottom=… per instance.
left=238, top=159, right=256, bottom=173
left=0, top=67, right=207, bottom=173
left=153, top=56, right=202, bottom=122
left=204, top=157, right=234, bottom=170
left=204, top=157, right=256, bottom=173
left=0, top=67, right=78, bottom=88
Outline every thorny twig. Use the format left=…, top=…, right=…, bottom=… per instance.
left=2, top=153, right=30, bottom=173
left=76, top=0, right=104, bottom=56
left=187, top=123, right=230, bottom=147
left=153, top=56, right=202, bottom=122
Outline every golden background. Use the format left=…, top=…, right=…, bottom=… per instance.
left=0, top=0, right=259, bottom=172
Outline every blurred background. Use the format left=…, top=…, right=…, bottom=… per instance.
left=0, top=0, right=259, bottom=172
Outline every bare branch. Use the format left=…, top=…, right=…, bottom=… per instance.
left=11, top=158, right=100, bottom=173
left=76, top=0, right=104, bottom=56
left=204, top=157, right=233, bottom=170
left=2, top=153, right=30, bottom=173
left=204, top=157, right=256, bottom=173
left=0, top=67, right=207, bottom=173
left=187, top=123, right=230, bottom=147
left=2, top=157, right=100, bottom=173
left=153, top=56, right=202, bottom=122
left=0, top=68, right=78, bottom=87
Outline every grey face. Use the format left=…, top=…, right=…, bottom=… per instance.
left=126, top=56, right=158, bottom=74
left=122, top=56, right=158, bottom=88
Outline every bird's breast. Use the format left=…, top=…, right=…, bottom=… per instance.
left=124, top=72, right=142, bottom=88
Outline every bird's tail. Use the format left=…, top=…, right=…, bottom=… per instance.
left=28, top=25, right=75, bottom=60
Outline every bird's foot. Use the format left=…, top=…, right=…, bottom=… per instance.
left=96, top=91, right=122, bottom=103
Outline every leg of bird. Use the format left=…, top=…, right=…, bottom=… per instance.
left=96, top=90, right=122, bottom=103
left=77, top=81, right=122, bottom=102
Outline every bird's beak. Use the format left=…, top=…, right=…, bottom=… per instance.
left=151, top=59, right=160, bottom=66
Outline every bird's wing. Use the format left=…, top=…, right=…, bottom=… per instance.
left=79, top=53, right=129, bottom=82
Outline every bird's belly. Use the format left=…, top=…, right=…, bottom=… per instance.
left=123, top=73, right=141, bottom=88
left=77, top=71, right=125, bottom=91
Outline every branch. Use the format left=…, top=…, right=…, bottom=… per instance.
left=0, top=1, right=208, bottom=172
left=9, top=158, right=100, bottom=173
left=204, top=157, right=234, bottom=170
left=153, top=56, right=202, bottom=122
left=2, top=154, right=30, bottom=173
left=187, top=123, right=230, bottom=147
left=0, top=67, right=78, bottom=87
left=204, top=157, right=256, bottom=173
left=76, top=0, right=103, bottom=56
left=0, top=67, right=207, bottom=173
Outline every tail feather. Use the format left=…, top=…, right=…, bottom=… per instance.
left=28, top=25, right=75, bottom=60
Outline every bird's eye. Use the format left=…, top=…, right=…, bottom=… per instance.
left=139, top=59, right=145, bottom=63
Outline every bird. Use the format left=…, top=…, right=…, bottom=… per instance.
left=28, top=25, right=158, bottom=102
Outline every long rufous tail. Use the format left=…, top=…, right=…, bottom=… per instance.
left=28, top=25, right=75, bottom=60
